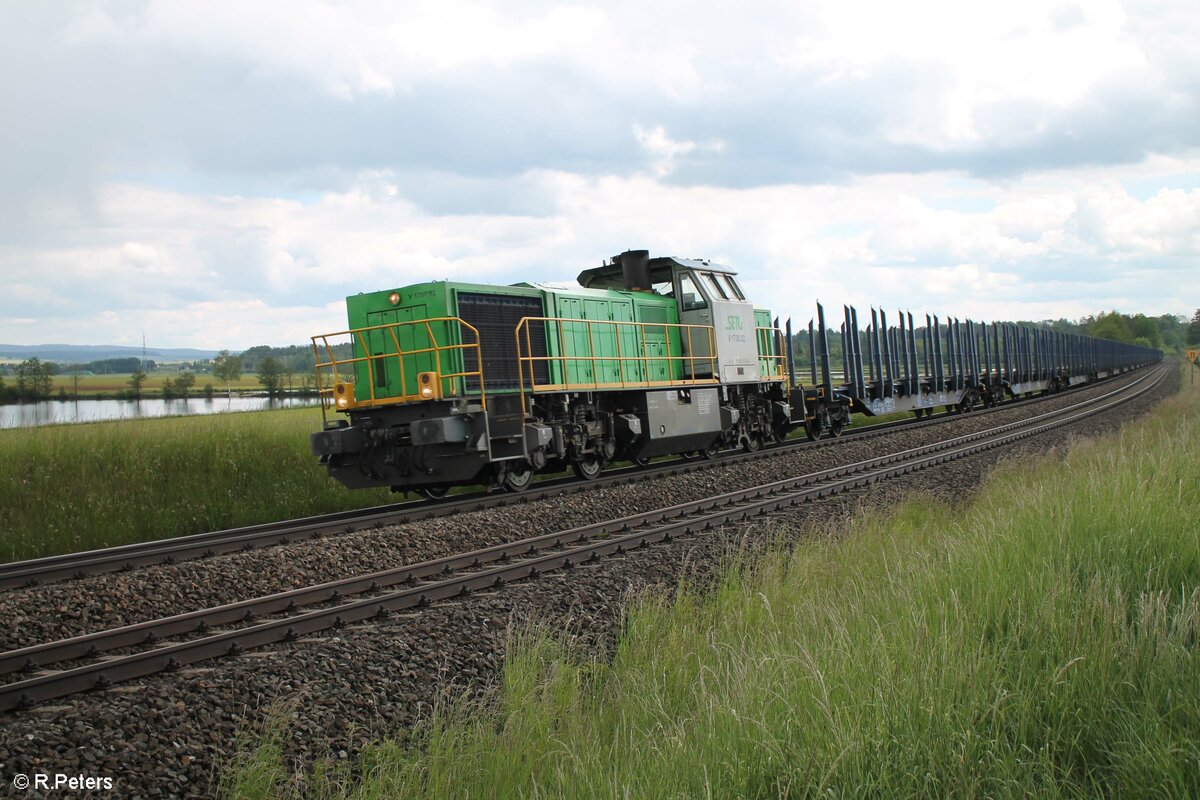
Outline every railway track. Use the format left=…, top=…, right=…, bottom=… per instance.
left=0, top=367, right=1153, bottom=590
left=0, top=366, right=1165, bottom=713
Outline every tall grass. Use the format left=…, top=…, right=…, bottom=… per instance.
left=0, top=407, right=391, bottom=561
left=231, top=379, right=1199, bottom=798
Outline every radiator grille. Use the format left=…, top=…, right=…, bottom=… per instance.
left=457, top=292, right=548, bottom=391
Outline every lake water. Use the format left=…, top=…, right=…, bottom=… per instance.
left=0, top=395, right=321, bottom=429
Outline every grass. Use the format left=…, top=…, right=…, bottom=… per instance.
left=0, top=406, right=393, bottom=562
left=227, top=375, right=1198, bottom=798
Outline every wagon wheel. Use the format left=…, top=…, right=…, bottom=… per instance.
left=502, top=462, right=534, bottom=492
left=698, top=441, right=722, bottom=460
left=772, top=422, right=790, bottom=443
left=416, top=485, right=450, bottom=500
left=572, top=454, right=604, bottom=480
left=829, top=418, right=845, bottom=438
left=633, top=457, right=651, bottom=467
left=804, top=419, right=822, bottom=441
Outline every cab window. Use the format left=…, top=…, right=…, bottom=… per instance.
left=677, top=273, right=707, bottom=312
left=723, top=275, right=745, bottom=300
left=703, top=272, right=729, bottom=300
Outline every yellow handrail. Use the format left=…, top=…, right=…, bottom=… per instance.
left=310, top=317, right=486, bottom=425
left=514, top=316, right=720, bottom=414
left=756, top=325, right=788, bottom=380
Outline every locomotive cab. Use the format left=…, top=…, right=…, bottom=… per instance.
left=577, top=254, right=764, bottom=384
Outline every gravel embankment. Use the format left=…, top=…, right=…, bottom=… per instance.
left=0, top=369, right=1158, bottom=654
left=0, top=366, right=1176, bottom=799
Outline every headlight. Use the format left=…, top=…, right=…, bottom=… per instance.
left=333, top=382, right=355, bottom=409
left=418, top=371, right=439, bottom=400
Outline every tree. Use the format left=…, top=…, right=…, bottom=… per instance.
left=161, top=378, right=176, bottom=400
left=1089, top=312, right=1134, bottom=344
left=1189, top=309, right=1200, bottom=346
left=212, top=350, right=243, bottom=397
left=128, top=369, right=148, bottom=400
left=257, top=357, right=285, bottom=396
left=1128, top=313, right=1162, bottom=349
left=202, top=382, right=215, bottom=400
left=175, top=370, right=196, bottom=399
left=16, top=358, right=52, bottom=401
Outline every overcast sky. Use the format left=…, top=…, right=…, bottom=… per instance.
left=1, top=1, right=1197, bottom=349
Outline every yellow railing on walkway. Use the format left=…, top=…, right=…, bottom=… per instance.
left=756, top=325, right=787, bottom=381
left=311, top=317, right=485, bottom=424
left=514, top=316, right=719, bottom=411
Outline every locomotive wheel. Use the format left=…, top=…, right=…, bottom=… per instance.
left=502, top=462, right=534, bottom=492
left=416, top=485, right=450, bottom=500
left=742, top=432, right=762, bottom=452
left=573, top=455, right=604, bottom=480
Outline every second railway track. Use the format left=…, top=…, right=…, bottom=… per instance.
left=0, top=366, right=1166, bottom=713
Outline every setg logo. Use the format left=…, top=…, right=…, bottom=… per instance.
left=725, top=316, right=743, bottom=331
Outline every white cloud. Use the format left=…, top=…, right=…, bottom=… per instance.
left=633, top=125, right=725, bottom=177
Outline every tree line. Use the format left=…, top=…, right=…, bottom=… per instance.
left=1020, top=310, right=1197, bottom=351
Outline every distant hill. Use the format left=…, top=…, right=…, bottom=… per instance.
left=0, top=344, right=220, bottom=363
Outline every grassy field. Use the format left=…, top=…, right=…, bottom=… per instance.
left=226, top=378, right=1198, bottom=797
left=0, top=407, right=392, bottom=562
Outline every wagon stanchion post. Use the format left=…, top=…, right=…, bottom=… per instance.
left=906, top=312, right=918, bottom=397
left=880, top=309, right=893, bottom=398
left=851, top=306, right=865, bottom=395
left=785, top=318, right=795, bottom=389
left=816, top=302, right=833, bottom=399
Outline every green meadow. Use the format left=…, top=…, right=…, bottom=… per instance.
left=0, top=407, right=392, bottom=562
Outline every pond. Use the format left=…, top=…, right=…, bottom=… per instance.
left=0, top=395, right=321, bottom=429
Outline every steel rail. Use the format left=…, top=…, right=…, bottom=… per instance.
left=0, top=366, right=1152, bottom=591
left=0, top=367, right=1164, bottom=712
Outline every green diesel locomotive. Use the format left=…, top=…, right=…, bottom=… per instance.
left=309, top=250, right=805, bottom=496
